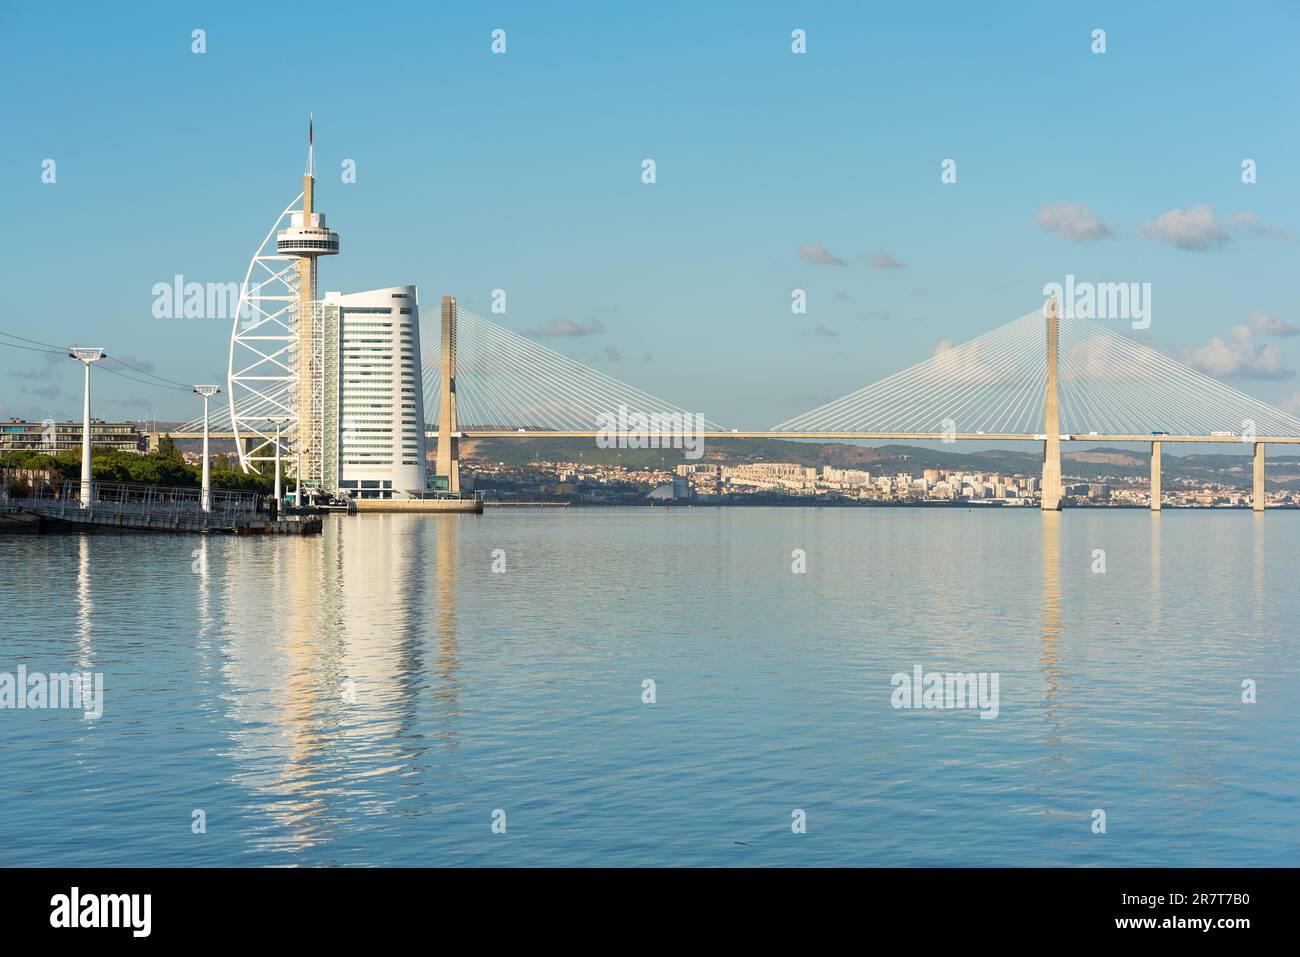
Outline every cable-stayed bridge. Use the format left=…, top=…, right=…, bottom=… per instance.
left=149, top=163, right=1300, bottom=514
left=417, top=304, right=727, bottom=435
left=774, top=307, right=1300, bottom=439
left=417, top=303, right=1300, bottom=437
left=175, top=296, right=1300, bottom=512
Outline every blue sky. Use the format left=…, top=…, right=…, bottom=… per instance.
left=2, top=1, right=1298, bottom=430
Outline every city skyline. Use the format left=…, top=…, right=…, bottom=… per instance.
left=2, top=2, right=1298, bottom=431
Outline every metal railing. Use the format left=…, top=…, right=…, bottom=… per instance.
left=407, top=488, right=486, bottom=503
left=4, top=478, right=261, bottom=528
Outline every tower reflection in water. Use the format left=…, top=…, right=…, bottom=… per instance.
left=217, top=515, right=462, bottom=858
left=1038, top=512, right=1064, bottom=761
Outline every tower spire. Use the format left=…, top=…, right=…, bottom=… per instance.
left=306, top=113, right=315, bottom=178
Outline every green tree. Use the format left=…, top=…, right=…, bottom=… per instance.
left=156, top=434, right=184, bottom=464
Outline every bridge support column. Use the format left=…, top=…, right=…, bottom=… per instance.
left=436, top=295, right=461, bottom=494
left=243, top=436, right=262, bottom=473
left=1040, top=298, right=1063, bottom=511
left=1253, top=441, right=1265, bottom=512
left=1150, top=440, right=1161, bottom=511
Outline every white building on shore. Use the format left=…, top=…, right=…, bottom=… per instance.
left=322, top=286, right=428, bottom=500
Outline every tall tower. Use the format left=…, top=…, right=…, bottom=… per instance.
left=275, top=116, right=339, bottom=486
left=436, top=295, right=461, bottom=493
left=1040, top=297, right=1063, bottom=511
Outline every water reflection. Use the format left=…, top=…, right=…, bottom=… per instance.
left=218, top=536, right=330, bottom=853
left=1039, top=513, right=1063, bottom=759
left=194, top=537, right=215, bottom=681
left=431, top=517, right=464, bottom=754
left=76, top=535, right=93, bottom=670
left=1149, top=512, right=1162, bottom=627
left=4, top=508, right=1296, bottom=866
left=1251, top=515, right=1265, bottom=619
left=214, top=515, right=466, bottom=860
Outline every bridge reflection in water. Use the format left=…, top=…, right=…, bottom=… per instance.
left=1039, top=512, right=1064, bottom=766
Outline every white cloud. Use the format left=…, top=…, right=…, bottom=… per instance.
left=525, top=317, right=605, bottom=337
left=1184, top=324, right=1294, bottom=380
left=1141, top=204, right=1287, bottom=251
left=870, top=247, right=906, bottom=269
left=928, top=339, right=1006, bottom=379
left=1250, top=311, right=1299, bottom=337
left=1143, top=204, right=1227, bottom=250
left=1034, top=202, right=1114, bottom=242
left=1064, top=334, right=1162, bottom=383
left=1222, top=210, right=1288, bottom=239
left=797, top=243, right=847, bottom=266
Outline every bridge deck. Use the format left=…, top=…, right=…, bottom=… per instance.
left=154, top=431, right=1300, bottom=444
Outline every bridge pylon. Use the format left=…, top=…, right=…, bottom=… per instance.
left=1040, top=297, right=1063, bottom=511
left=1150, top=440, right=1162, bottom=511
left=1253, top=442, right=1265, bottom=512
left=435, top=295, right=461, bottom=493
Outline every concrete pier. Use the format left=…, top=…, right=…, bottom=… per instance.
left=1253, top=442, right=1265, bottom=511
left=1150, top=440, right=1162, bottom=511
left=353, top=497, right=482, bottom=514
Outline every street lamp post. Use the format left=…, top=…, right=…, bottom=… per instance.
left=194, top=386, right=221, bottom=512
left=69, top=347, right=107, bottom=509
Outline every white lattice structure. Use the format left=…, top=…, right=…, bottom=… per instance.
left=225, top=193, right=306, bottom=474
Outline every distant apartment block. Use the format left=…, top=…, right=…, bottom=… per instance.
left=724, top=462, right=819, bottom=491
left=1, top=418, right=145, bottom=454
left=821, top=466, right=872, bottom=485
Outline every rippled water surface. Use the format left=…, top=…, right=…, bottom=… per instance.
left=1, top=508, right=1296, bottom=866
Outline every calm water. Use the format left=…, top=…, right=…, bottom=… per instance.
left=1, top=508, right=1296, bottom=867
